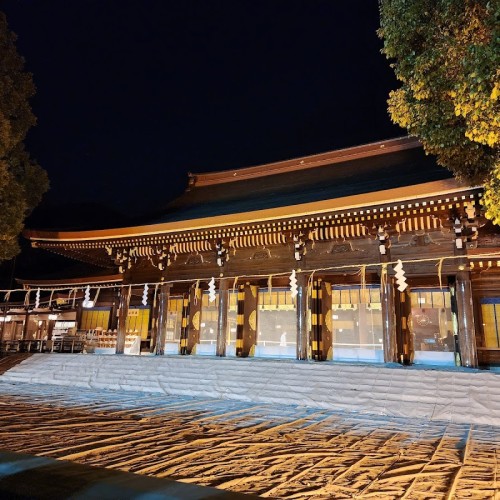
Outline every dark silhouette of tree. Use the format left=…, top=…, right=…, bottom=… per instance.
left=0, top=11, right=48, bottom=261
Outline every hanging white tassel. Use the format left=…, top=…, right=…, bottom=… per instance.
left=289, top=270, right=298, bottom=298
left=394, top=260, right=408, bottom=292
left=208, top=277, right=216, bottom=303
left=83, top=285, right=91, bottom=307
left=34, top=288, right=40, bottom=309
left=142, top=284, right=149, bottom=306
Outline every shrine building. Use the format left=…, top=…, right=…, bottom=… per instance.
left=3, top=136, right=500, bottom=368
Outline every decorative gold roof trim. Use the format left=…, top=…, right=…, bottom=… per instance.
left=190, top=136, right=419, bottom=187
left=26, top=179, right=476, bottom=244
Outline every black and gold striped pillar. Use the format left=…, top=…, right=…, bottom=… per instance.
left=149, top=286, right=159, bottom=353
left=321, top=280, right=333, bottom=360
left=236, top=285, right=245, bottom=357
left=236, top=283, right=258, bottom=357
left=311, top=280, right=323, bottom=360
left=186, top=286, right=202, bottom=354
left=179, top=293, right=190, bottom=355
left=395, top=288, right=413, bottom=365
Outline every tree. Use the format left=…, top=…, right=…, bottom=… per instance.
left=0, top=11, right=48, bottom=261
left=378, top=0, right=499, bottom=223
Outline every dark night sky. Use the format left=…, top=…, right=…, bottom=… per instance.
left=2, top=0, right=402, bottom=227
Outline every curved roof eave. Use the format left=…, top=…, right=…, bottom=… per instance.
left=25, top=178, right=477, bottom=244
left=16, top=274, right=124, bottom=287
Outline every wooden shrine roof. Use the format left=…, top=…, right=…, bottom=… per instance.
left=155, top=137, right=452, bottom=223
left=189, top=136, right=423, bottom=187
left=22, top=136, right=481, bottom=274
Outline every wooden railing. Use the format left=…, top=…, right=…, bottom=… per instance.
left=0, top=337, right=85, bottom=354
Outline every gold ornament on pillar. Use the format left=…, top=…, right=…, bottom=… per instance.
left=192, top=311, right=200, bottom=330
left=249, top=310, right=257, bottom=331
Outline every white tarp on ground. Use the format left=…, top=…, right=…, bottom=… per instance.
left=1, top=354, right=499, bottom=426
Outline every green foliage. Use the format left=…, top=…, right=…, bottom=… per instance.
left=0, top=12, right=48, bottom=261
left=378, top=0, right=500, bottom=222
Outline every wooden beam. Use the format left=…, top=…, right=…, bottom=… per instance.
left=296, top=273, right=308, bottom=360
left=455, top=271, right=478, bottom=368
left=116, top=286, right=131, bottom=355
left=154, top=284, right=171, bottom=356
left=186, top=286, right=202, bottom=354
left=108, top=296, right=119, bottom=331
left=46, top=319, right=55, bottom=341
left=216, top=279, right=229, bottom=357
left=321, top=280, right=333, bottom=360
left=21, top=310, right=29, bottom=341
left=395, top=288, right=412, bottom=365
left=381, top=270, right=398, bottom=363
left=149, top=286, right=159, bottom=353
left=236, top=284, right=258, bottom=357
left=310, top=280, right=322, bottom=360
left=179, top=294, right=190, bottom=355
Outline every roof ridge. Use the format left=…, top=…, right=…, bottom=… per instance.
left=190, top=136, right=420, bottom=187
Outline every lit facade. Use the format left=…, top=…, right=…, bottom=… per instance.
left=4, top=136, right=500, bottom=368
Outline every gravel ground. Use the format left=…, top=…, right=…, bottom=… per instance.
left=0, top=381, right=498, bottom=499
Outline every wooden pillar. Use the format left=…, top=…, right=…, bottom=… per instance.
left=0, top=319, right=4, bottom=343
left=236, top=283, right=258, bottom=357
left=309, top=279, right=332, bottom=361
left=149, top=285, right=159, bottom=353
left=296, top=272, right=308, bottom=360
left=0, top=307, right=8, bottom=342
left=180, top=293, right=190, bottom=355
left=75, top=302, right=83, bottom=330
left=380, top=267, right=398, bottom=363
left=236, top=285, right=245, bottom=357
left=146, top=287, right=154, bottom=345
left=455, top=271, right=478, bottom=368
left=216, top=278, right=229, bottom=357
left=155, top=283, right=171, bottom=356
left=115, top=285, right=131, bottom=354
left=187, top=286, right=202, bottom=354
left=311, top=280, right=322, bottom=360
left=321, top=280, right=333, bottom=360
left=37, top=320, right=46, bottom=340
left=22, top=310, right=30, bottom=340
left=46, top=319, right=55, bottom=341
left=108, top=295, right=119, bottom=331
left=358, top=303, right=370, bottom=346
left=395, top=288, right=412, bottom=365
